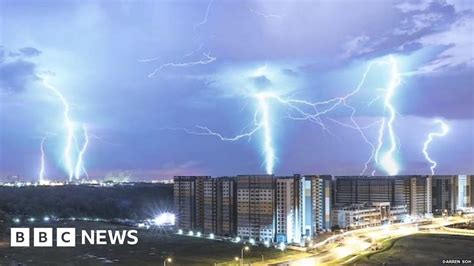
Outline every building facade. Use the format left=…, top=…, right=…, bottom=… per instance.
left=236, top=175, right=275, bottom=242
left=275, top=175, right=301, bottom=243
left=432, top=175, right=457, bottom=214
left=331, top=202, right=408, bottom=229
left=334, top=175, right=431, bottom=217
left=202, top=177, right=237, bottom=236
left=173, top=176, right=209, bottom=231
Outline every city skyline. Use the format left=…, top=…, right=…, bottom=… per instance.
left=1, top=0, right=473, bottom=180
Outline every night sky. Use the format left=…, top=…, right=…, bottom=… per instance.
left=0, top=0, right=473, bottom=181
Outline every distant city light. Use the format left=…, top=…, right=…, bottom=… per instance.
left=209, top=233, right=215, bottom=239
left=249, top=238, right=255, bottom=245
left=196, top=231, right=202, bottom=237
left=153, top=212, right=176, bottom=226
left=188, top=230, right=194, bottom=236
left=178, top=229, right=183, bottom=234
left=43, top=216, right=50, bottom=222
left=235, top=236, right=241, bottom=243
left=28, top=217, right=35, bottom=222
left=13, top=218, right=20, bottom=224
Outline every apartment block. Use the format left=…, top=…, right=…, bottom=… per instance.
left=275, top=175, right=301, bottom=243
left=236, top=175, right=275, bottom=242
left=203, top=177, right=237, bottom=236
left=334, top=175, right=431, bottom=217
left=173, top=176, right=209, bottom=231
left=432, top=175, right=458, bottom=214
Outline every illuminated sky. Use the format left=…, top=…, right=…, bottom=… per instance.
left=0, top=0, right=473, bottom=180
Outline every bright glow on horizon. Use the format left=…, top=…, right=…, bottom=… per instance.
left=153, top=212, right=176, bottom=226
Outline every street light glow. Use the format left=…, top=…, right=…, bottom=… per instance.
left=153, top=212, right=176, bottom=226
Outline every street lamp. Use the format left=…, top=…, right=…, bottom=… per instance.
left=163, top=257, right=172, bottom=266
left=240, top=246, right=249, bottom=266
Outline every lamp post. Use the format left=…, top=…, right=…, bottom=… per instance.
left=163, top=257, right=172, bottom=266
left=240, top=246, right=249, bottom=266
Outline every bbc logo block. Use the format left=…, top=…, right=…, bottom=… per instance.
left=57, top=228, right=76, bottom=247
left=33, top=228, right=53, bottom=247
left=10, top=228, right=137, bottom=247
left=10, top=228, right=76, bottom=247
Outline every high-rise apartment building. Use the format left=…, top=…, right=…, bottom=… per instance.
left=432, top=175, right=457, bottom=214
left=203, top=177, right=237, bottom=236
left=454, top=175, right=474, bottom=210
left=274, top=175, right=332, bottom=244
left=334, top=175, right=431, bottom=217
left=174, top=176, right=209, bottom=231
left=275, top=175, right=301, bottom=243
left=236, top=175, right=275, bottom=242
left=203, top=178, right=218, bottom=234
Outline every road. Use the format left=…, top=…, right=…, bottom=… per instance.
left=257, top=215, right=473, bottom=266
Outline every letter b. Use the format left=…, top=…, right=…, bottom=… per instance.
left=10, top=228, right=30, bottom=247
left=34, top=228, right=53, bottom=247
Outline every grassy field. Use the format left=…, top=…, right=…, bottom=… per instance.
left=0, top=221, right=297, bottom=266
left=354, top=234, right=474, bottom=265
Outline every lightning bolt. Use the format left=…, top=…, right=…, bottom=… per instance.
left=38, top=135, right=47, bottom=184
left=41, top=78, right=76, bottom=180
left=422, top=119, right=449, bottom=175
left=41, top=77, right=90, bottom=181
left=249, top=8, right=284, bottom=20
left=374, top=56, right=402, bottom=176
left=194, top=0, right=214, bottom=32
left=177, top=93, right=275, bottom=174
left=146, top=53, right=216, bottom=78
left=170, top=56, right=405, bottom=175
left=257, top=93, right=275, bottom=174
left=74, top=125, right=89, bottom=179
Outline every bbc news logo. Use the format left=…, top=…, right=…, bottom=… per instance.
left=11, top=228, right=138, bottom=247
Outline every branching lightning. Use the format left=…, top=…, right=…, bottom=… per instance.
left=42, top=78, right=76, bottom=180
left=41, top=77, right=90, bottom=181
left=146, top=53, right=216, bottom=78
left=374, top=56, right=402, bottom=176
left=422, top=119, right=449, bottom=175
left=74, top=125, right=89, bottom=179
left=172, top=55, right=406, bottom=175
